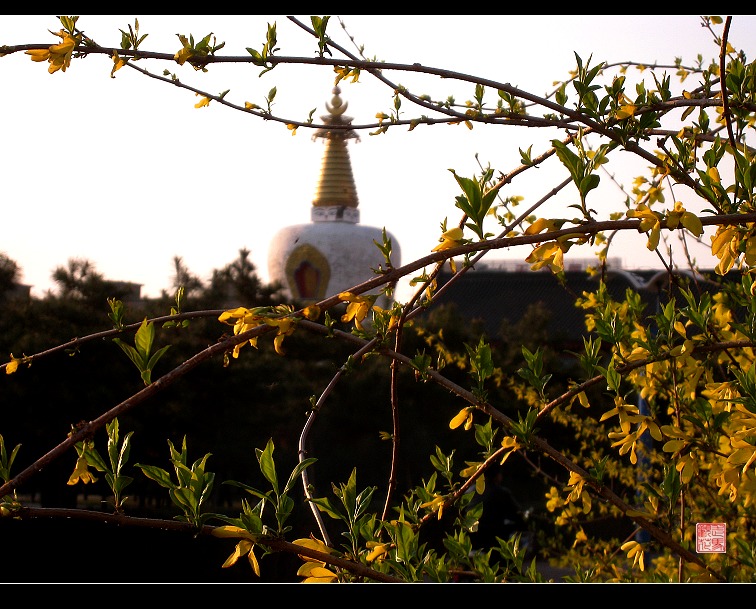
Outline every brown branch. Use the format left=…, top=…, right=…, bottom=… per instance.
left=720, top=17, right=737, bottom=155
left=0, top=309, right=226, bottom=373
left=5, top=506, right=403, bottom=583
left=298, top=336, right=380, bottom=546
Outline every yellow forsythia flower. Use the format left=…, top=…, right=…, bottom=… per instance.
left=293, top=537, right=334, bottom=555
left=545, top=486, right=564, bottom=512
left=525, top=241, right=564, bottom=272
left=614, top=104, right=636, bottom=120
left=67, top=456, right=97, bottom=485
left=420, top=495, right=446, bottom=519
left=449, top=407, right=473, bottom=430
left=302, top=305, right=320, bottom=320
left=266, top=317, right=295, bottom=355
left=174, top=48, right=191, bottom=65
left=621, top=540, right=646, bottom=571
left=293, top=538, right=338, bottom=583
left=212, top=525, right=251, bottom=539
left=218, top=305, right=298, bottom=357
left=572, top=528, right=588, bottom=548
left=25, top=30, right=80, bottom=74
left=365, top=542, right=391, bottom=562
left=501, top=435, right=519, bottom=450
left=338, top=292, right=376, bottom=331
left=711, top=226, right=740, bottom=275
left=626, top=204, right=662, bottom=250
left=212, top=526, right=260, bottom=575
left=173, top=35, right=197, bottom=66
left=459, top=462, right=481, bottom=478
left=110, top=51, right=127, bottom=78
left=297, top=561, right=337, bottom=583
left=666, top=201, right=703, bottom=237
left=524, top=217, right=561, bottom=235
left=222, top=539, right=260, bottom=576
left=194, top=94, right=211, bottom=108
left=5, top=354, right=20, bottom=375
left=432, top=227, right=464, bottom=252
left=218, top=307, right=261, bottom=358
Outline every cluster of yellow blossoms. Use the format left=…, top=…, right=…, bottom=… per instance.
left=25, top=30, right=80, bottom=74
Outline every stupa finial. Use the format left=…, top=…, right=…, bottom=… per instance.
left=325, top=86, right=348, bottom=117
left=313, top=86, right=360, bottom=142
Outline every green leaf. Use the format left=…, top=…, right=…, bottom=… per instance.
left=146, top=344, right=171, bottom=372
left=247, top=48, right=263, bottom=64
left=257, top=438, right=279, bottom=494
left=278, top=494, right=294, bottom=522
left=134, top=318, right=154, bottom=359
left=283, top=457, right=317, bottom=495
left=450, top=171, right=481, bottom=215
left=341, top=468, right=358, bottom=519
left=481, top=182, right=502, bottom=211
left=309, top=496, right=344, bottom=520
left=604, top=361, right=621, bottom=393
left=353, top=485, right=376, bottom=519
left=112, top=338, right=143, bottom=371
left=222, top=478, right=261, bottom=495
left=81, top=445, right=108, bottom=473
left=173, top=462, right=193, bottom=489
left=111, top=475, right=134, bottom=497
left=552, top=140, right=582, bottom=183
left=115, top=432, right=133, bottom=474
left=394, top=521, right=416, bottom=563
left=135, top=464, right=175, bottom=489
left=579, top=173, right=600, bottom=197
left=170, top=487, right=194, bottom=512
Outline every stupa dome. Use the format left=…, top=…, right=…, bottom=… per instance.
left=267, top=87, right=400, bottom=306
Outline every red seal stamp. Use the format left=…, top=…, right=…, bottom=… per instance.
left=696, top=523, right=726, bottom=553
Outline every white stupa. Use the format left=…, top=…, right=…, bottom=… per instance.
left=267, top=86, right=400, bottom=307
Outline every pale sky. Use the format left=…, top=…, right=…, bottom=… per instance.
left=2, top=15, right=755, bottom=301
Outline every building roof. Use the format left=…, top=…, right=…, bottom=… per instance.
left=435, top=265, right=722, bottom=345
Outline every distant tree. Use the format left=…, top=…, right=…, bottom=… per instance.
left=49, top=257, right=137, bottom=307
left=51, top=258, right=102, bottom=297
left=204, top=248, right=284, bottom=307
left=167, top=255, right=204, bottom=299
left=0, top=252, right=21, bottom=297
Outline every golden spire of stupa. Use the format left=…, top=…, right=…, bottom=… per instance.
left=311, top=86, right=360, bottom=209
